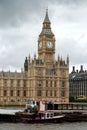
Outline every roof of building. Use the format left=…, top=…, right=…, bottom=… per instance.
left=69, top=65, right=87, bottom=81
left=69, top=71, right=87, bottom=81
left=40, top=9, right=54, bottom=36
left=43, top=9, right=50, bottom=23
left=0, top=71, right=27, bottom=78
left=40, top=28, right=54, bottom=36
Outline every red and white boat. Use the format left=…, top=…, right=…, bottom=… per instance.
left=15, top=100, right=65, bottom=123
left=20, top=110, right=65, bottom=123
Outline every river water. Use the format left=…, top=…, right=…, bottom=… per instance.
left=0, top=122, right=87, bottom=130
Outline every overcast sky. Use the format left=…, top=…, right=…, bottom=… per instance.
left=0, top=0, right=87, bottom=72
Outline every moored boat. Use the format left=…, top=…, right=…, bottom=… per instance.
left=20, top=110, right=65, bottom=123
left=15, top=100, right=65, bottom=123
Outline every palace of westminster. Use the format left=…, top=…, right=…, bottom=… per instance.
left=0, top=10, right=70, bottom=103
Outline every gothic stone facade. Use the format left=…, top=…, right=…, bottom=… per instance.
left=0, top=10, right=69, bottom=103
left=69, top=65, right=87, bottom=98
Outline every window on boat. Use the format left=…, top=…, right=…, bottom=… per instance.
left=47, top=114, right=49, bottom=118
left=50, top=114, right=53, bottom=117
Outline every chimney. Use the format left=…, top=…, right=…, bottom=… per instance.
left=79, top=65, right=84, bottom=73
left=72, top=66, right=75, bottom=73
left=81, top=65, right=83, bottom=71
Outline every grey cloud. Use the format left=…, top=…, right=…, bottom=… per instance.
left=51, top=0, right=87, bottom=6
left=0, top=0, right=44, bottom=28
left=0, top=0, right=86, bottom=28
left=56, top=38, right=87, bottom=66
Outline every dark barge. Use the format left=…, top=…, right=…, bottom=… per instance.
left=64, top=112, right=87, bottom=122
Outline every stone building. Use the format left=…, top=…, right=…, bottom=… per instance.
left=69, top=65, right=87, bottom=98
left=0, top=10, right=69, bottom=103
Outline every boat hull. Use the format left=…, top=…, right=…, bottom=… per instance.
left=20, top=116, right=64, bottom=123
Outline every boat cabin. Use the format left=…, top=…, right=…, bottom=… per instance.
left=39, top=111, right=54, bottom=119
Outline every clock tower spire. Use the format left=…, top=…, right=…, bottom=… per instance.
left=40, top=9, right=54, bottom=36
left=38, top=9, right=55, bottom=66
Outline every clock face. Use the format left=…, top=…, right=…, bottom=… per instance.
left=39, top=42, right=42, bottom=48
left=47, top=41, right=53, bottom=48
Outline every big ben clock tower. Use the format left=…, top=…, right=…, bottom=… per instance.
left=24, top=9, right=69, bottom=103
left=38, top=9, right=55, bottom=66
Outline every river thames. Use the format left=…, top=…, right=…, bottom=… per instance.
left=0, top=122, right=87, bottom=130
